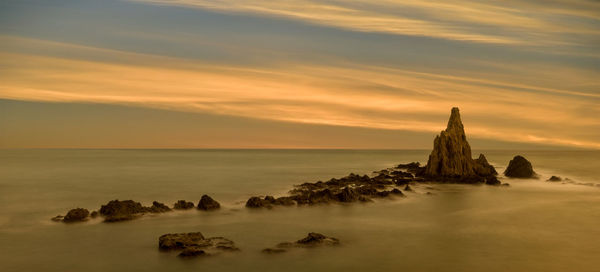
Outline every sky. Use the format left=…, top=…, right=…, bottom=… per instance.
left=0, top=0, right=599, bottom=149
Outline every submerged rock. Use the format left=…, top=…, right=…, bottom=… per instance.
left=504, top=155, right=536, bottom=178
left=424, top=107, right=476, bottom=177
left=51, top=215, right=64, bottom=222
left=484, top=176, right=502, bottom=186
left=173, top=200, right=194, bottom=210
left=262, top=232, right=340, bottom=254
left=90, top=211, right=99, bottom=218
left=159, top=232, right=239, bottom=258
left=404, top=184, right=413, bottom=191
left=63, top=208, right=89, bottom=222
left=197, top=195, right=220, bottom=211
left=547, top=176, right=562, bottom=182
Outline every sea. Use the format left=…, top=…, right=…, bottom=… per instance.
left=0, top=149, right=599, bottom=272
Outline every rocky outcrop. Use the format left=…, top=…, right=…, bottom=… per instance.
left=159, top=232, right=239, bottom=258
left=63, top=208, right=89, bottom=222
left=504, top=155, right=536, bottom=178
left=473, top=154, right=497, bottom=176
left=262, top=232, right=340, bottom=254
left=99, top=200, right=147, bottom=222
left=173, top=200, right=194, bottom=210
left=424, top=107, right=476, bottom=177
left=197, top=195, right=220, bottom=211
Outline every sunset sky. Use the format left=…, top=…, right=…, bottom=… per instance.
left=1, top=0, right=599, bottom=149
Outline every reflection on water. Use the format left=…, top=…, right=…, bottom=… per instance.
left=0, top=149, right=599, bottom=271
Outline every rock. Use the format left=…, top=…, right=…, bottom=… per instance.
left=159, top=232, right=206, bottom=250
left=336, top=187, right=359, bottom=202
left=159, top=232, right=239, bottom=258
left=149, top=201, right=171, bottom=213
left=424, top=108, right=476, bottom=177
left=547, top=176, right=562, bottom=182
left=404, top=184, right=413, bottom=191
left=504, top=155, right=536, bottom=178
left=264, top=233, right=340, bottom=254
left=173, top=200, right=194, bottom=210
left=99, top=200, right=146, bottom=222
left=396, top=162, right=423, bottom=174
left=63, top=208, right=89, bottom=222
left=296, top=232, right=340, bottom=247
left=245, top=196, right=266, bottom=208
left=473, top=154, right=498, bottom=176
left=51, top=215, right=64, bottom=222
left=197, top=195, right=220, bottom=211
left=90, top=211, right=99, bottom=218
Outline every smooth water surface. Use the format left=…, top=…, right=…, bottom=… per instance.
left=0, top=149, right=599, bottom=271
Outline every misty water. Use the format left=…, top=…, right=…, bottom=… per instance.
left=1, top=149, right=599, bottom=271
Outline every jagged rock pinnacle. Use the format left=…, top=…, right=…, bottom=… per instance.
left=424, top=107, right=476, bottom=177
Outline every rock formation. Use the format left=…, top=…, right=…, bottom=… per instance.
left=504, top=155, right=536, bottom=178
left=197, top=195, right=220, bottom=211
left=424, top=107, right=476, bottom=177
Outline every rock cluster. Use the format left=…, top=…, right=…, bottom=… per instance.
left=159, top=232, right=239, bottom=258
left=245, top=172, right=409, bottom=208
left=504, top=155, right=536, bottom=178
left=262, top=232, right=340, bottom=254
left=52, top=196, right=219, bottom=223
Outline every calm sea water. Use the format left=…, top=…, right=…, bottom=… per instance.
left=0, top=149, right=599, bottom=272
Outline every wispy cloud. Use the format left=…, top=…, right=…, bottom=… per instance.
left=1, top=36, right=598, bottom=148
left=133, top=0, right=600, bottom=47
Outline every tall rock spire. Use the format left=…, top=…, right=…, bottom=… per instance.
left=424, top=107, right=475, bottom=177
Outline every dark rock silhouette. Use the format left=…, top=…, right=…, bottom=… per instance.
left=504, top=155, right=536, bottom=178
left=424, top=107, right=476, bottom=177
left=197, top=195, right=220, bottom=211
left=173, top=200, right=194, bottom=210
left=63, top=208, right=89, bottom=222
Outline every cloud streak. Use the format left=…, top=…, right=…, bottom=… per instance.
left=1, top=36, right=598, bottom=149
left=134, top=0, right=600, bottom=48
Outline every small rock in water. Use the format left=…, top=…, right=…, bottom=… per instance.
left=547, top=176, right=562, bottom=182
left=159, top=232, right=239, bottom=258
left=262, top=232, right=340, bottom=254
left=51, top=215, right=64, bottom=222
left=63, top=208, right=89, bottom=223
left=404, top=184, right=413, bottom=191
left=504, top=155, right=536, bottom=178
left=90, top=211, right=99, bottom=218
left=99, top=199, right=146, bottom=222
left=197, top=195, right=220, bottom=211
left=173, top=200, right=195, bottom=210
